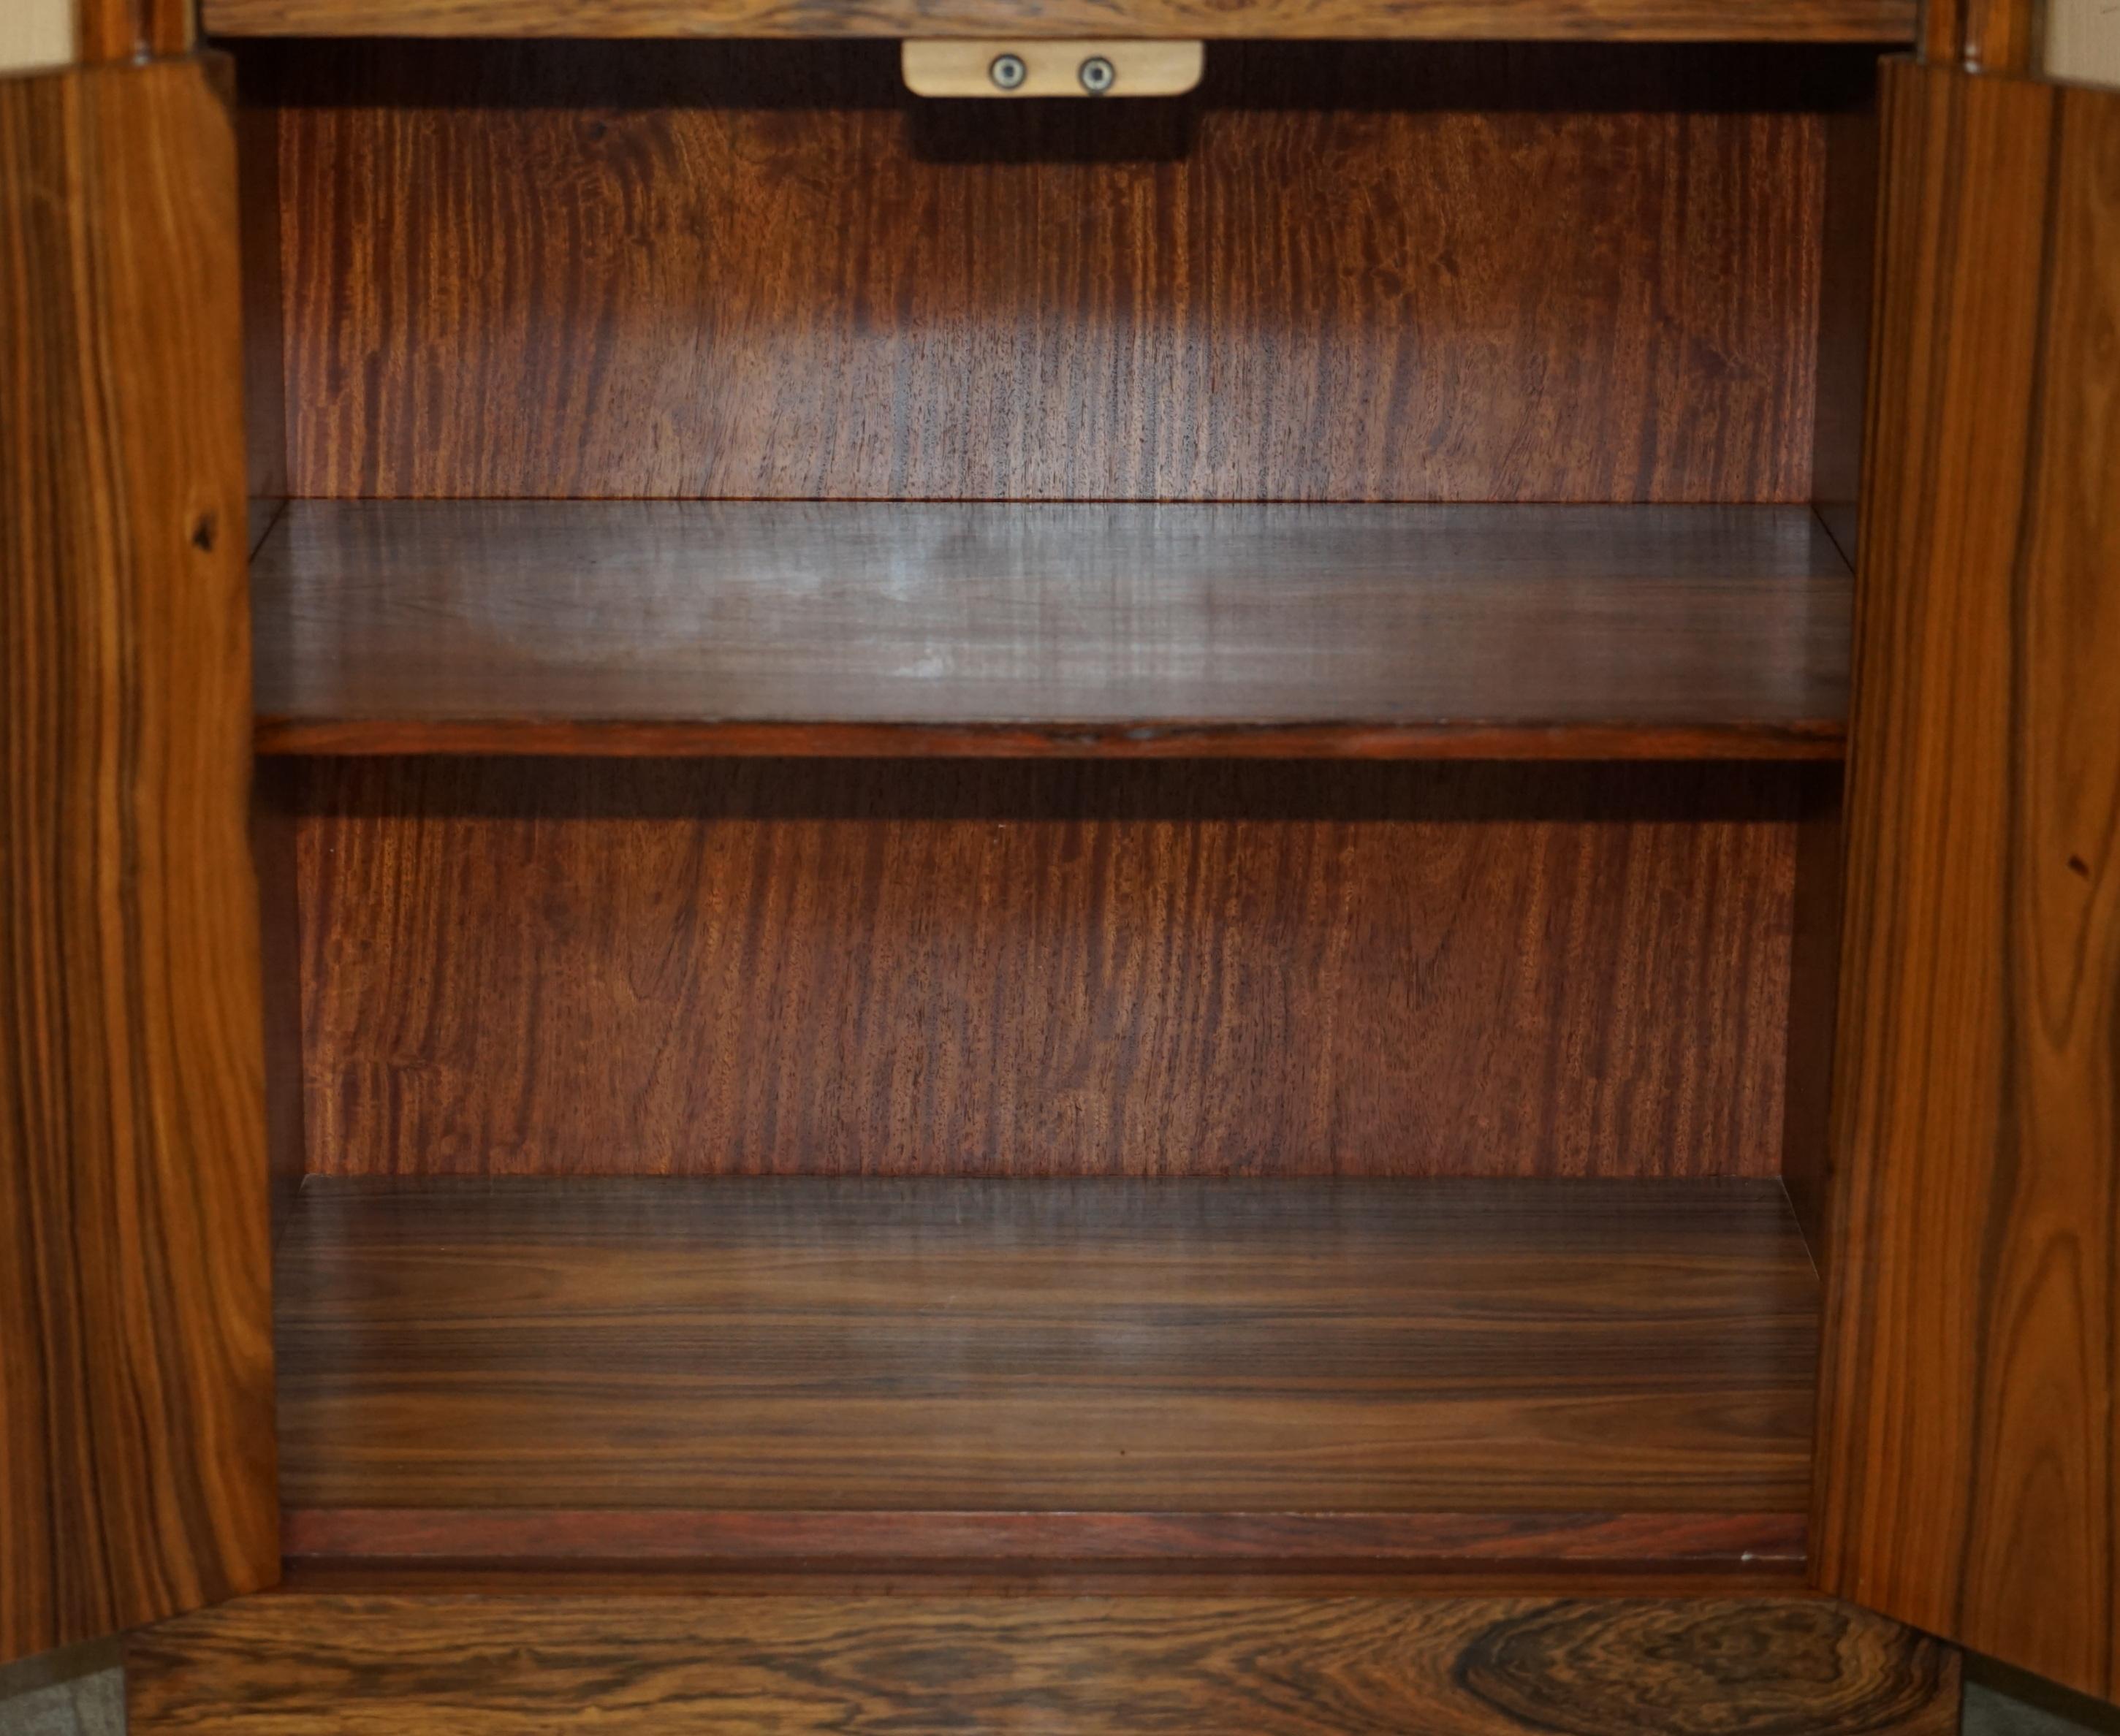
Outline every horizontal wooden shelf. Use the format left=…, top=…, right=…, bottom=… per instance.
left=277, top=1176, right=1817, bottom=1575
left=202, top=0, right=1914, bottom=40
left=251, top=502, right=1850, bottom=761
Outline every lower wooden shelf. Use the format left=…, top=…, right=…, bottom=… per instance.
left=276, top=1176, right=1816, bottom=1577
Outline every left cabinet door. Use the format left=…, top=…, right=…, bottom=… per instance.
left=1, top=52, right=277, bottom=1663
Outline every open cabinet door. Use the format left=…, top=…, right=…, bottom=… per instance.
left=1815, top=16, right=2120, bottom=1706
left=1, top=30, right=278, bottom=1664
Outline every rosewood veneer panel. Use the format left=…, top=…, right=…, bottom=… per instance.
left=275, top=1178, right=1817, bottom=1535
left=260, top=42, right=1839, bottom=503
left=295, top=759, right=1796, bottom=1179
left=251, top=501, right=1850, bottom=759
left=205, top=0, right=1917, bottom=41
left=1816, top=64, right=2120, bottom=1701
left=129, top=1595, right=1957, bottom=1735
left=0, top=58, right=277, bottom=1660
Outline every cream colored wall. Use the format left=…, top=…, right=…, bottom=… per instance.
left=2045, top=0, right=2120, bottom=85
left=0, top=0, right=75, bottom=72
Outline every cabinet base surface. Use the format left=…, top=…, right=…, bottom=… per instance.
left=125, top=1594, right=1958, bottom=1734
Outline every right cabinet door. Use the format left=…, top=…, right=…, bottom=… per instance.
left=1815, top=47, right=2120, bottom=1702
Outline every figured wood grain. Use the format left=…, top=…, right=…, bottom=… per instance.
left=203, top=0, right=1915, bottom=38
left=295, top=759, right=1798, bottom=1179
left=125, top=1594, right=1958, bottom=1735
left=254, top=41, right=1843, bottom=503
left=0, top=58, right=275, bottom=1661
left=276, top=1178, right=1816, bottom=1522
left=1815, top=61, right=2120, bottom=1700
left=251, top=503, right=1850, bottom=760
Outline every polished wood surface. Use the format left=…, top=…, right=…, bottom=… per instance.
left=251, top=503, right=1850, bottom=760
left=1956, top=0, right=2038, bottom=70
left=248, top=41, right=1847, bottom=503
left=1815, top=61, right=2120, bottom=1701
left=1917, top=0, right=2038, bottom=67
left=280, top=1509, right=1806, bottom=1574
left=78, top=0, right=193, bottom=60
left=205, top=0, right=1915, bottom=39
left=277, top=1179, right=1816, bottom=1536
left=295, top=760, right=1798, bottom=1179
left=126, top=1594, right=1958, bottom=1735
left=0, top=57, right=276, bottom=1661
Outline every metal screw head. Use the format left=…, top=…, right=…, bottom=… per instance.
left=1078, top=55, right=1116, bottom=94
left=989, top=53, right=1027, bottom=90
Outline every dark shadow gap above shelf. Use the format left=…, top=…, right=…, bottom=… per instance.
left=276, top=1175, right=1816, bottom=1577
left=251, top=501, right=1850, bottom=761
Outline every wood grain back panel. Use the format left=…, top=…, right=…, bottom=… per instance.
left=295, top=758, right=1797, bottom=1179
left=126, top=1594, right=1959, bottom=1735
left=252, top=42, right=1854, bottom=503
left=0, top=57, right=276, bottom=1661
left=1815, top=61, right=2120, bottom=1700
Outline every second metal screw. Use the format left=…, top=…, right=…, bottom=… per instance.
left=989, top=53, right=1027, bottom=90
left=1079, top=56, right=1116, bottom=94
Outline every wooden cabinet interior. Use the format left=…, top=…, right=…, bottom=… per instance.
left=230, top=33, right=1883, bottom=1597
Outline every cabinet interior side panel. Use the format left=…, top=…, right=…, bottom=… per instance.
left=292, top=759, right=1797, bottom=1179
left=254, top=41, right=1846, bottom=504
